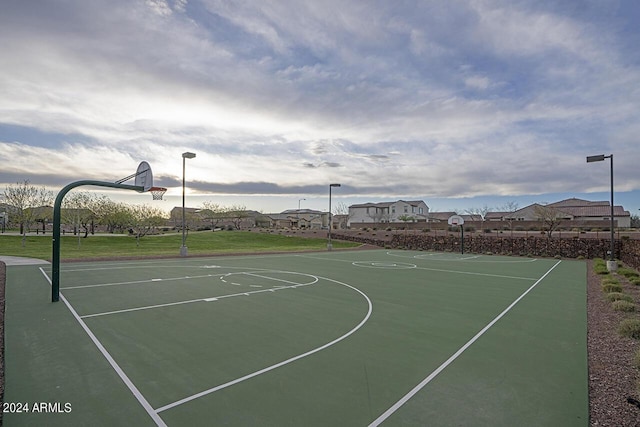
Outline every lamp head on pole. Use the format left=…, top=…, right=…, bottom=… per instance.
left=182, top=152, right=196, bottom=159
left=330, top=183, right=341, bottom=188
left=586, top=154, right=611, bottom=163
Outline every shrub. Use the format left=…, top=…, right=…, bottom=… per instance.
left=631, top=277, right=640, bottom=286
left=607, top=292, right=633, bottom=303
left=618, top=319, right=640, bottom=339
left=618, top=267, right=640, bottom=279
left=612, top=300, right=635, bottom=312
left=594, top=265, right=610, bottom=276
left=602, top=282, right=622, bottom=293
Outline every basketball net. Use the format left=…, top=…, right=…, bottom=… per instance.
left=149, top=187, right=167, bottom=201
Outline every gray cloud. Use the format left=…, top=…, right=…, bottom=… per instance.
left=0, top=0, right=639, bottom=213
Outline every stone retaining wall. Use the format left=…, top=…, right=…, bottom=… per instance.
left=333, top=232, right=640, bottom=271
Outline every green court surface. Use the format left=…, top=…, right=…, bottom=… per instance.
left=3, top=250, right=588, bottom=426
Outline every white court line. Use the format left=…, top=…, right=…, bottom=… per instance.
left=414, top=266, right=537, bottom=281
left=81, top=297, right=209, bottom=319
left=368, top=259, right=562, bottom=427
left=80, top=272, right=318, bottom=319
left=387, top=251, right=539, bottom=263
left=39, top=268, right=166, bottom=427
left=296, top=254, right=536, bottom=281
left=155, top=276, right=373, bottom=414
left=295, top=254, right=356, bottom=263
left=61, top=274, right=215, bottom=290
left=242, top=272, right=318, bottom=287
left=43, top=253, right=302, bottom=273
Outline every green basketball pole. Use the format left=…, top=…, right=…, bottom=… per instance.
left=51, top=180, right=143, bottom=302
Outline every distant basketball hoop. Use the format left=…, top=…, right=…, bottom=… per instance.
left=448, top=215, right=465, bottom=254
left=447, top=215, right=465, bottom=226
left=149, top=186, right=167, bottom=201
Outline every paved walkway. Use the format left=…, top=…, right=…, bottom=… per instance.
left=0, top=255, right=50, bottom=266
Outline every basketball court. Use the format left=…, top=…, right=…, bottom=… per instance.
left=3, top=250, right=588, bottom=426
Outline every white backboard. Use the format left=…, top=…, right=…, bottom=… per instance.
left=134, top=161, right=153, bottom=191
left=447, top=215, right=465, bottom=226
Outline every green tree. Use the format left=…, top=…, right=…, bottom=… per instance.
left=199, top=201, right=226, bottom=230
left=128, top=204, right=167, bottom=246
left=3, top=180, right=53, bottom=246
left=62, top=191, right=97, bottom=246
left=93, top=197, right=132, bottom=233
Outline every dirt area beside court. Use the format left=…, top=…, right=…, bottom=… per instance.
left=587, top=259, right=640, bottom=426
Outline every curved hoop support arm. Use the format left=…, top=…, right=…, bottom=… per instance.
left=51, top=180, right=144, bottom=302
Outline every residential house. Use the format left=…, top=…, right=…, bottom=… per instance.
left=348, top=200, right=429, bottom=227
left=487, top=198, right=631, bottom=228
left=547, top=198, right=631, bottom=228
left=263, top=209, right=328, bottom=229
left=278, top=209, right=325, bottom=229
left=428, top=212, right=457, bottom=223
left=169, top=207, right=265, bottom=230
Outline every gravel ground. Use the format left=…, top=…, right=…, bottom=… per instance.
left=1, top=255, right=639, bottom=425
left=587, top=259, right=640, bottom=426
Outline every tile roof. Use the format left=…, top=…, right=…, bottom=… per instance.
left=548, top=198, right=609, bottom=207
left=428, top=211, right=457, bottom=220
left=557, top=205, right=629, bottom=217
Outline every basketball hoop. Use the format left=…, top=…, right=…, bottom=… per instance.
left=149, top=187, right=167, bottom=201
left=447, top=215, right=465, bottom=226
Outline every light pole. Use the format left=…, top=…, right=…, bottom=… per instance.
left=297, top=198, right=305, bottom=227
left=327, top=183, right=341, bottom=250
left=181, top=152, right=196, bottom=257
left=587, top=154, right=616, bottom=271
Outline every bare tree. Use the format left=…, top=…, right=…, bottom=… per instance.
left=534, top=204, right=566, bottom=238
left=3, top=180, right=53, bottom=246
left=465, top=205, right=490, bottom=230
left=334, top=202, right=353, bottom=228
left=333, top=202, right=349, bottom=216
left=227, top=205, right=248, bottom=230
left=367, top=206, right=390, bottom=225
left=501, top=201, right=520, bottom=235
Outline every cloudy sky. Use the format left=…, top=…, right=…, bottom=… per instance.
left=1, top=0, right=639, bottom=214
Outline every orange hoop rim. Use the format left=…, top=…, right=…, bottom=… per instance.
left=148, top=186, right=167, bottom=200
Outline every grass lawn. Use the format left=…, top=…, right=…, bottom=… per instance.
left=0, top=230, right=359, bottom=261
